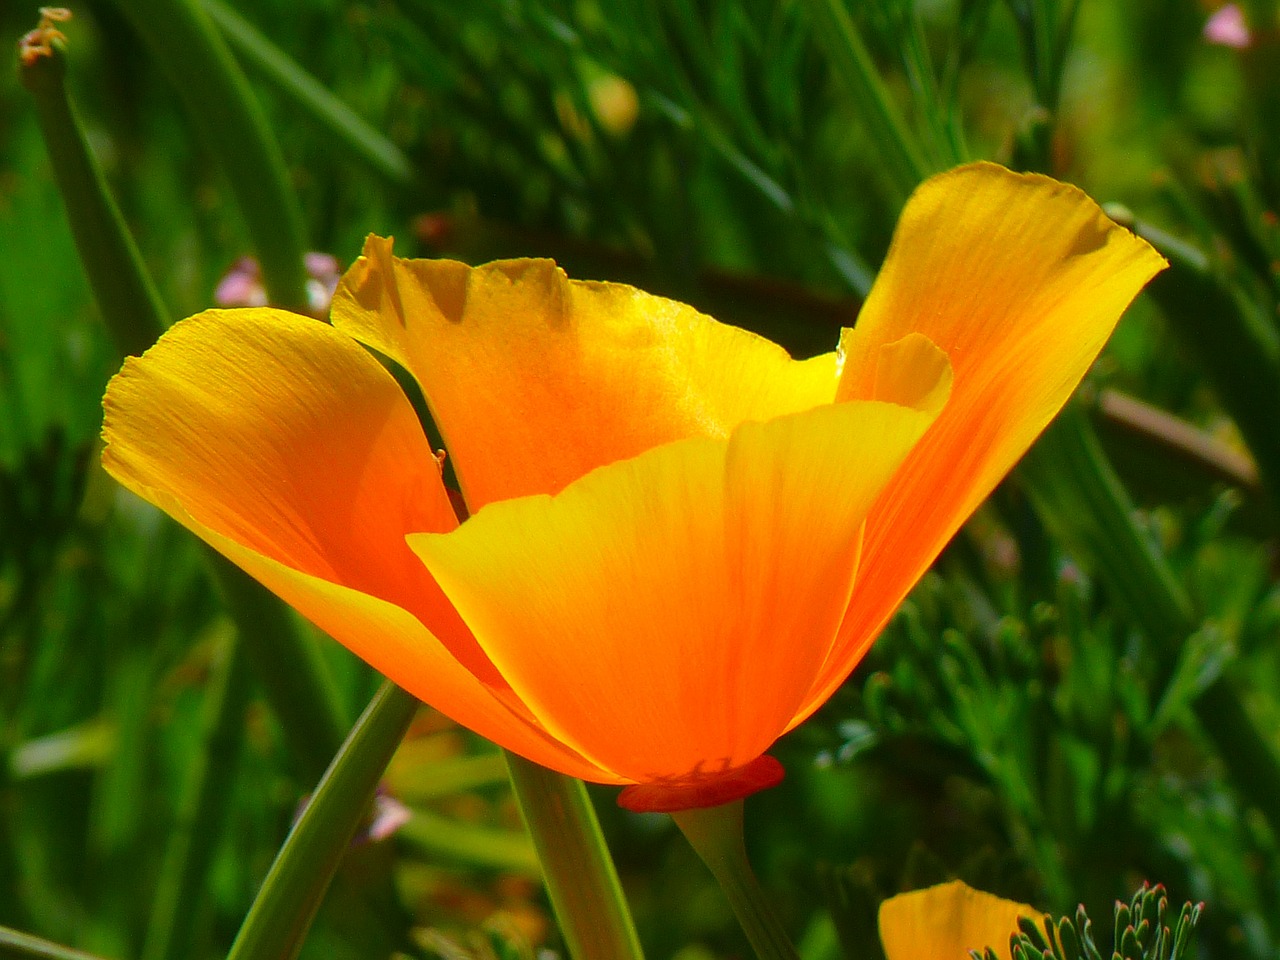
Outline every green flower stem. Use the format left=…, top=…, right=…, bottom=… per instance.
left=671, top=801, right=800, bottom=960
left=226, top=681, right=418, bottom=960
left=200, top=0, right=413, bottom=186
left=111, top=0, right=310, bottom=310
left=1022, top=407, right=1280, bottom=827
left=0, top=926, right=111, bottom=960
left=799, top=0, right=932, bottom=203
left=504, top=754, right=646, bottom=960
left=18, top=31, right=170, bottom=354
left=142, top=636, right=252, bottom=960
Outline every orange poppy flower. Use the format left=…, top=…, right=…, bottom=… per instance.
left=878, top=880, right=1040, bottom=960
left=101, top=163, right=1164, bottom=811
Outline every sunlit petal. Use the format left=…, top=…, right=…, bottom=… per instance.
left=794, top=163, right=1166, bottom=722
left=101, top=308, right=608, bottom=780
left=409, top=376, right=946, bottom=783
left=330, top=236, right=840, bottom=508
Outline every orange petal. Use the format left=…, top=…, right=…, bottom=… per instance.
left=794, top=163, right=1167, bottom=722
left=408, top=376, right=947, bottom=784
left=101, top=308, right=607, bottom=781
left=878, top=880, right=1040, bottom=960
left=330, top=237, right=840, bottom=508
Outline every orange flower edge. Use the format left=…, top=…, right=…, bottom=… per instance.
left=617, top=756, right=785, bottom=812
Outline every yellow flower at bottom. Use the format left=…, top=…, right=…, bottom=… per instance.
left=879, top=881, right=1040, bottom=960
left=100, top=163, right=1165, bottom=811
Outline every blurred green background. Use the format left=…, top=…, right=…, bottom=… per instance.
left=4, top=0, right=1280, bottom=958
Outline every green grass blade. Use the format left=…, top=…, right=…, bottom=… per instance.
left=1023, top=407, right=1280, bottom=830
left=1129, top=218, right=1280, bottom=517
left=211, top=555, right=349, bottom=781
left=201, top=0, right=414, bottom=186
left=799, top=0, right=931, bottom=202
left=397, top=808, right=540, bottom=874
left=0, top=927, right=112, bottom=960
left=142, top=635, right=252, bottom=960
left=225, top=681, right=417, bottom=960
left=111, top=0, right=310, bottom=310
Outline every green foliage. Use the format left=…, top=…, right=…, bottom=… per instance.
left=992, top=883, right=1203, bottom=960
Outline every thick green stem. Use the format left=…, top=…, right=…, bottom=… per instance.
left=110, top=0, right=310, bottom=310
left=504, top=754, right=646, bottom=960
left=671, top=801, right=799, bottom=960
left=226, top=681, right=418, bottom=960
left=19, top=33, right=170, bottom=354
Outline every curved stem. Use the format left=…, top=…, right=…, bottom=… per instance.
left=19, top=26, right=169, bottom=354
left=671, top=801, right=799, bottom=960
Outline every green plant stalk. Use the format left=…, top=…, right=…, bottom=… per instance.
left=0, top=927, right=112, bottom=960
left=504, top=753, right=646, bottom=960
left=18, top=4, right=348, bottom=795
left=799, top=0, right=932, bottom=203
left=19, top=36, right=170, bottom=354
left=142, top=635, right=251, bottom=960
left=671, top=801, right=799, bottom=960
left=200, top=0, right=413, bottom=186
left=1022, top=407, right=1280, bottom=826
left=110, top=0, right=310, bottom=310
left=226, top=681, right=418, bottom=960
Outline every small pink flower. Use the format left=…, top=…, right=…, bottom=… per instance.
left=214, top=253, right=342, bottom=316
left=1205, top=4, right=1251, bottom=48
left=214, top=257, right=269, bottom=308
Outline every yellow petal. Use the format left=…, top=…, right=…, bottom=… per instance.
left=182, top=509, right=617, bottom=782
left=409, top=377, right=947, bottom=784
left=101, top=308, right=608, bottom=781
left=795, top=163, right=1167, bottom=721
left=330, top=237, right=840, bottom=508
left=879, top=880, right=1040, bottom=960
